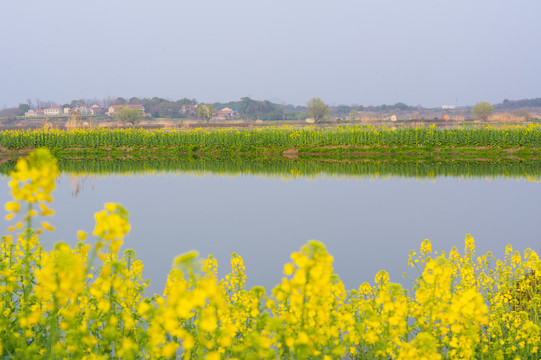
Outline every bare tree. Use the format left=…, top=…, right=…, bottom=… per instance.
left=102, top=96, right=116, bottom=108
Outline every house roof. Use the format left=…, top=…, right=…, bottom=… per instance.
left=111, top=104, right=143, bottom=109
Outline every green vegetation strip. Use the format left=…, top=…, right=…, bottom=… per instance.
left=0, top=125, right=540, bottom=149
left=0, top=157, right=539, bottom=180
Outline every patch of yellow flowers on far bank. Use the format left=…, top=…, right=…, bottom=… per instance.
left=1, top=124, right=541, bottom=150
left=0, top=149, right=540, bottom=359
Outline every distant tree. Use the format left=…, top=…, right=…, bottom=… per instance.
left=113, top=106, right=143, bottom=125
left=0, top=107, right=18, bottom=118
left=215, top=97, right=287, bottom=120
left=113, top=97, right=127, bottom=105
left=239, top=97, right=258, bottom=118
left=138, top=97, right=195, bottom=118
left=350, top=109, right=360, bottom=120
left=177, top=98, right=197, bottom=106
left=495, top=97, right=541, bottom=110
left=197, top=104, right=215, bottom=123
left=472, top=101, right=494, bottom=121
left=70, top=99, right=86, bottom=107
left=307, top=97, right=330, bottom=123
left=128, top=97, right=141, bottom=105
left=334, top=105, right=353, bottom=116
left=102, top=96, right=117, bottom=108
left=393, top=102, right=410, bottom=111
left=170, top=110, right=183, bottom=119
left=42, top=101, right=54, bottom=109
left=17, top=103, right=30, bottom=116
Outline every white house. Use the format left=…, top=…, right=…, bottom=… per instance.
left=44, top=106, right=62, bottom=116
left=107, top=104, right=145, bottom=116
left=74, top=105, right=91, bottom=115
left=89, top=104, right=101, bottom=115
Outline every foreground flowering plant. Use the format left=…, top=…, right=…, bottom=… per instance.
left=0, top=149, right=539, bottom=359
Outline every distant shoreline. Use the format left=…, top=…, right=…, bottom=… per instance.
left=0, top=145, right=539, bottom=163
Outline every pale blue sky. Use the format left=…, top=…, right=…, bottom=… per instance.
left=1, top=0, right=540, bottom=108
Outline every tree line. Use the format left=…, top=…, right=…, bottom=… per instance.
left=2, top=96, right=540, bottom=121
left=0, top=96, right=422, bottom=120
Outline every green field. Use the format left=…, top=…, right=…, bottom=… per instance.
left=0, top=125, right=540, bottom=153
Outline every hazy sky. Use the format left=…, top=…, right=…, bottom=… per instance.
left=1, top=0, right=540, bottom=108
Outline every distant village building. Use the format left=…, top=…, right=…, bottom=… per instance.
left=44, top=106, right=62, bottom=116
left=90, top=104, right=104, bottom=115
left=216, top=107, right=238, bottom=119
left=442, top=105, right=456, bottom=110
left=107, top=104, right=145, bottom=116
left=180, top=104, right=198, bottom=114
left=25, top=107, right=64, bottom=117
left=74, top=104, right=92, bottom=115
left=64, top=107, right=72, bottom=115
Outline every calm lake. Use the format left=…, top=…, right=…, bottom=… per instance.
left=1, top=160, right=539, bottom=295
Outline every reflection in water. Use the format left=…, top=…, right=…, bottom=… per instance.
left=1, top=157, right=540, bottom=182
left=67, top=174, right=94, bottom=197
left=48, top=158, right=541, bottom=182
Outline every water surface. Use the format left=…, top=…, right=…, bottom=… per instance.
left=1, top=160, right=539, bottom=295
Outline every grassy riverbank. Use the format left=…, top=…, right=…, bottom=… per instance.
left=0, top=125, right=540, bottom=161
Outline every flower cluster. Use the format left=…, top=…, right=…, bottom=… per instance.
left=92, top=203, right=130, bottom=254
left=8, top=148, right=58, bottom=203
